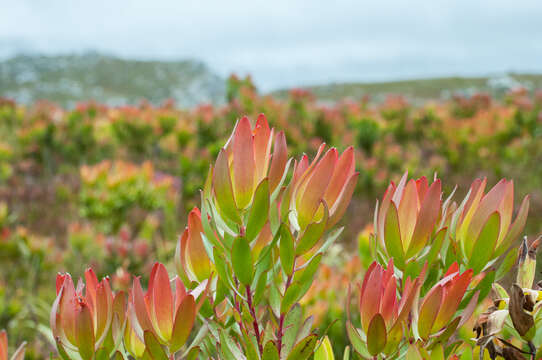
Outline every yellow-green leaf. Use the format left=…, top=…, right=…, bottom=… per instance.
left=367, top=314, right=387, bottom=356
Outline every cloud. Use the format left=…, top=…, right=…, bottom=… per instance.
left=1, top=0, right=542, bottom=90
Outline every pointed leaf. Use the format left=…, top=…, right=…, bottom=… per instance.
left=75, top=302, right=95, bottom=360
left=407, top=180, right=441, bottom=257
left=282, top=304, right=302, bottom=356
left=170, top=295, right=196, bottom=353
left=384, top=203, right=405, bottom=267
left=232, top=235, right=254, bottom=286
left=213, top=149, right=241, bottom=223
left=367, top=314, right=387, bottom=356
left=296, top=201, right=328, bottom=255
left=246, top=179, right=270, bottom=242
left=263, top=341, right=280, bottom=360
left=314, top=336, right=335, bottom=360
left=468, top=212, right=500, bottom=273
left=279, top=224, right=295, bottom=276
left=285, top=334, right=317, bottom=360
left=418, top=285, right=443, bottom=339
left=233, top=116, right=256, bottom=209
left=143, top=331, right=168, bottom=360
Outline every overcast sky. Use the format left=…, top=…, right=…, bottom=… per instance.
left=1, top=0, right=542, bottom=90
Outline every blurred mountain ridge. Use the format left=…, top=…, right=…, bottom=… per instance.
left=272, top=73, right=542, bottom=103
left=1, top=52, right=542, bottom=107
left=0, top=52, right=226, bottom=107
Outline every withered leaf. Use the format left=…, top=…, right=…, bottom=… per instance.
left=502, top=346, right=526, bottom=360
left=509, top=284, right=534, bottom=337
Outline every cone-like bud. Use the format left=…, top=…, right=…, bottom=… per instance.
left=287, top=145, right=358, bottom=231
left=176, top=207, right=214, bottom=283
left=416, top=263, right=473, bottom=340
left=375, top=173, right=444, bottom=268
left=50, top=269, right=116, bottom=360
left=212, top=115, right=286, bottom=223
left=454, top=178, right=529, bottom=274
left=128, top=263, right=206, bottom=354
left=357, top=260, right=421, bottom=355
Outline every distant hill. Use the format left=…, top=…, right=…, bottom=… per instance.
left=0, top=53, right=226, bottom=107
left=2, top=53, right=542, bottom=107
left=273, top=74, right=542, bottom=103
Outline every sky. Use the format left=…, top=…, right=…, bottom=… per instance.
left=1, top=0, right=542, bottom=91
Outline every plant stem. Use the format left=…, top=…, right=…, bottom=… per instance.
left=246, top=285, right=263, bottom=356
left=277, top=273, right=293, bottom=356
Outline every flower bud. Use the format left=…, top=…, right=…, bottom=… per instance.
left=454, top=178, right=529, bottom=274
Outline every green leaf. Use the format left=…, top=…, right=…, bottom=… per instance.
left=246, top=179, right=270, bottom=242
left=253, top=269, right=268, bottom=306
left=296, top=203, right=328, bottom=255
left=282, top=304, right=303, bottom=356
left=269, top=281, right=281, bottom=318
left=263, top=341, right=280, bottom=360
left=430, top=345, right=445, bottom=360
left=243, top=331, right=260, bottom=360
left=425, top=227, right=447, bottom=266
left=418, top=285, right=443, bottom=340
left=232, top=235, right=254, bottom=286
left=214, top=249, right=235, bottom=290
left=219, top=330, right=243, bottom=360
left=296, top=316, right=314, bottom=347
left=170, top=295, right=196, bottom=352
left=468, top=212, right=500, bottom=273
left=405, top=345, right=424, bottom=360
left=143, top=331, right=168, bottom=360
left=473, top=270, right=495, bottom=306
left=285, top=334, right=317, bottom=360
left=314, top=336, right=335, bottom=360
left=281, top=283, right=301, bottom=314
left=367, top=314, right=387, bottom=356
left=113, top=351, right=125, bottom=360
left=55, top=339, right=72, bottom=360
left=384, top=203, right=405, bottom=268
left=213, top=149, right=241, bottom=224
left=76, top=303, right=95, bottom=360
left=201, top=197, right=225, bottom=253
left=279, top=224, right=295, bottom=276
left=293, top=253, right=322, bottom=300
left=94, top=348, right=109, bottom=360
left=185, top=347, right=200, bottom=360
left=255, top=231, right=280, bottom=266
left=346, top=323, right=371, bottom=358
left=318, top=227, right=344, bottom=254
left=496, top=248, right=518, bottom=281
left=343, top=346, right=350, bottom=360
left=432, top=317, right=460, bottom=345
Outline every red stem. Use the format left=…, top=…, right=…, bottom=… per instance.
left=246, top=285, right=264, bottom=356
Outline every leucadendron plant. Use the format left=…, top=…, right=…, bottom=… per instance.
left=346, top=259, right=478, bottom=359
left=374, top=174, right=529, bottom=282
left=47, top=113, right=539, bottom=360
left=51, top=265, right=207, bottom=359
left=346, top=173, right=532, bottom=360
left=183, top=114, right=358, bottom=359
